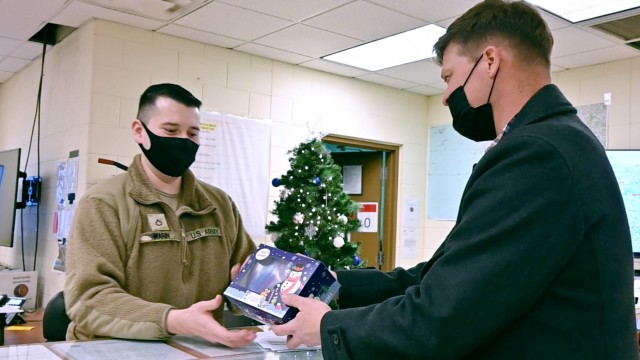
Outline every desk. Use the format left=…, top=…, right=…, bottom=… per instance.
left=2, top=308, right=45, bottom=346
left=0, top=331, right=323, bottom=359
left=0, top=306, right=24, bottom=346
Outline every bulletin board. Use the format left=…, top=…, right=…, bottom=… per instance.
left=191, top=111, right=272, bottom=239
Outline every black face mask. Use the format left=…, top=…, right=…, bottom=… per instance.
left=138, top=121, right=199, bottom=177
left=448, top=54, right=499, bottom=142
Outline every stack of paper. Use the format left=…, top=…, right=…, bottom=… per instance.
left=254, top=331, right=321, bottom=352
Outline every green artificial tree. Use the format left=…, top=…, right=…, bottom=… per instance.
left=266, top=138, right=364, bottom=270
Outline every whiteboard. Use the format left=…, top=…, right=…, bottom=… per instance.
left=191, top=111, right=271, bottom=239
left=427, top=125, right=490, bottom=220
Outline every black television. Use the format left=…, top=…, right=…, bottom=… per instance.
left=0, top=148, right=21, bottom=247
left=605, top=150, right=640, bottom=258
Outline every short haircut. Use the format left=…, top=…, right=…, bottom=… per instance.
left=433, top=0, right=553, bottom=67
left=136, top=83, right=202, bottom=123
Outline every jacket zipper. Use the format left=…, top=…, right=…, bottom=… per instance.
left=181, top=225, right=189, bottom=283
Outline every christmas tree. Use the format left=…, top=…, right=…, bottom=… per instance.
left=266, top=138, right=364, bottom=270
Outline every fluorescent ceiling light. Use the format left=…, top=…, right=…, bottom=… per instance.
left=527, top=0, right=640, bottom=23
left=323, top=24, right=447, bottom=71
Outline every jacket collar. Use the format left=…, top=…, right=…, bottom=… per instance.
left=508, top=84, right=577, bottom=132
left=127, top=154, right=215, bottom=213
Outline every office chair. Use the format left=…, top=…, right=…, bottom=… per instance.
left=42, top=291, right=71, bottom=342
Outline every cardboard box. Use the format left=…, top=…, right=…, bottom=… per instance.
left=224, top=244, right=339, bottom=325
left=0, top=270, right=37, bottom=309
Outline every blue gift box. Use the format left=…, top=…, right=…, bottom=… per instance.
left=223, top=244, right=340, bottom=325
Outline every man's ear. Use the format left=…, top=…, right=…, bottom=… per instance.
left=483, top=46, right=500, bottom=79
left=132, top=119, right=145, bottom=144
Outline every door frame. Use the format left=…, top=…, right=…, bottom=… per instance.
left=323, top=134, right=399, bottom=271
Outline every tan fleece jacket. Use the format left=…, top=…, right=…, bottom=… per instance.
left=64, top=155, right=256, bottom=340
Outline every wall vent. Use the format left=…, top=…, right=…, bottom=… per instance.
left=589, top=13, right=640, bottom=41
left=80, top=0, right=210, bottom=21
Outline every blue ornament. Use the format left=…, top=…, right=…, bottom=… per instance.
left=272, top=178, right=281, bottom=187
left=353, top=256, right=361, bottom=266
left=313, top=177, right=322, bottom=185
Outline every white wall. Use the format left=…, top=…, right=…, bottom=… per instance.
left=0, top=22, right=94, bottom=308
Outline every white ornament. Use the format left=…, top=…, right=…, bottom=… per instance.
left=338, top=214, right=348, bottom=224
left=280, top=189, right=289, bottom=199
left=294, top=212, right=305, bottom=224
left=333, top=236, right=345, bottom=248
left=305, top=225, right=318, bottom=238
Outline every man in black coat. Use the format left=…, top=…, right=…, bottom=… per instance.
left=272, top=1, right=638, bottom=358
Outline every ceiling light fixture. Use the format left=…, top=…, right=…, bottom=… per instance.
left=322, top=24, right=446, bottom=71
left=527, top=0, right=640, bottom=23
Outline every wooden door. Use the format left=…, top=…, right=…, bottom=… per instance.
left=324, top=135, right=398, bottom=272
left=331, top=151, right=384, bottom=269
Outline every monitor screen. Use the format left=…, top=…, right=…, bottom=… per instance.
left=0, top=148, right=21, bottom=247
left=605, top=150, right=640, bottom=257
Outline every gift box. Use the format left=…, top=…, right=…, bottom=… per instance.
left=223, top=244, right=340, bottom=325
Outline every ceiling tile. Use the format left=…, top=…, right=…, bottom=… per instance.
left=1, top=0, right=67, bottom=19
left=405, top=85, right=444, bottom=96
left=552, top=45, right=640, bottom=69
left=80, top=0, right=210, bottom=21
left=304, top=1, right=426, bottom=42
left=52, top=1, right=163, bottom=30
left=551, top=27, right=617, bottom=58
left=11, top=41, right=45, bottom=60
left=0, top=12, right=45, bottom=40
left=0, top=70, right=13, bottom=82
left=218, top=0, right=352, bottom=21
left=254, top=24, right=361, bottom=58
left=426, top=81, right=447, bottom=91
left=299, top=59, right=369, bottom=78
left=234, top=42, right=312, bottom=64
left=158, top=24, right=245, bottom=48
left=0, top=37, right=22, bottom=56
left=0, top=56, right=31, bottom=72
left=376, top=59, right=443, bottom=85
left=356, top=73, right=418, bottom=89
left=538, top=9, right=571, bottom=31
left=550, top=63, right=568, bottom=73
left=1, top=0, right=639, bottom=91
left=0, top=0, right=67, bottom=39
left=175, top=2, right=292, bottom=41
left=367, top=0, right=478, bottom=23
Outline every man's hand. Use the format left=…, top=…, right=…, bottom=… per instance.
left=271, top=294, right=331, bottom=348
left=166, top=295, right=256, bottom=348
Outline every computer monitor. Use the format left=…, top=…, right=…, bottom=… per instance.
left=0, top=148, right=21, bottom=247
left=605, top=150, right=640, bottom=260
